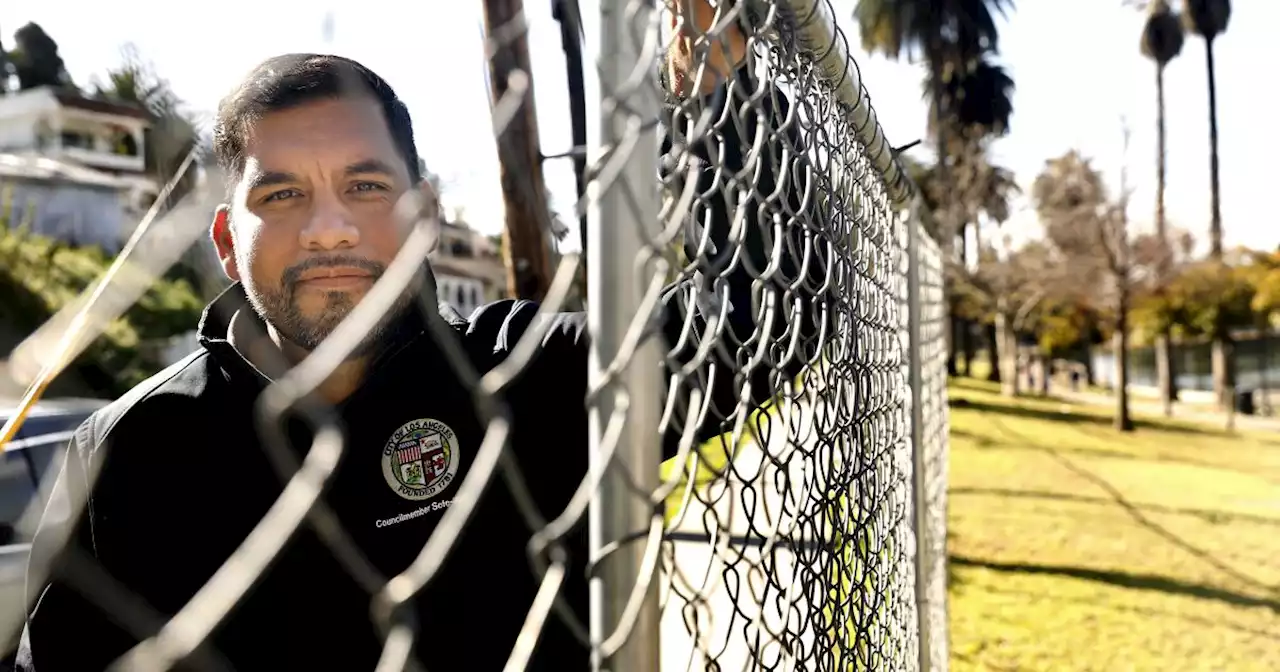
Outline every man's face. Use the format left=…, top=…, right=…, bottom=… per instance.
left=211, top=96, right=415, bottom=352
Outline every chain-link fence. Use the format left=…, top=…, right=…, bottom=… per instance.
left=0, top=0, right=950, bottom=670
left=908, top=204, right=951, bottom=672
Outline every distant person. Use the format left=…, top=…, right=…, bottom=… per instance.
left=16, top=2, right=829, bottom=670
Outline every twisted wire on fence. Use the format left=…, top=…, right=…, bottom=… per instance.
left=0, top=0, right=949, bottom=670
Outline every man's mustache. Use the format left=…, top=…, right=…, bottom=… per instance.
left=282, top=255, right=386, bottom=291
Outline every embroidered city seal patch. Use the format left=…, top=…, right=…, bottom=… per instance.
left=381, top=418, right=460, bottom=501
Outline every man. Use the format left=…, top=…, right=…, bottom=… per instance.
left=16, top=2, right=826, bottom=669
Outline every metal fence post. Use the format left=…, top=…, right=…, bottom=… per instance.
left=583, top=0, right=663, bottom=670
left=906, top=200, right=933, bottom=672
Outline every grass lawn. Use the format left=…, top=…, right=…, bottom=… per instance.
left=947, top=378, right=1280, bottom=672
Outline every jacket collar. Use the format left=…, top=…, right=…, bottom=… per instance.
left=196, top=270, right=462, bottom=390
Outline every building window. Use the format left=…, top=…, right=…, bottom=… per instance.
left=438, top=277, right=488, bottom=315
left=112, top=129, right=139, bottom=157
left=60, top=131, right=94, bottom=150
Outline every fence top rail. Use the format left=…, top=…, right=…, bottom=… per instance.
left=747, top=0, right=916, bottom=208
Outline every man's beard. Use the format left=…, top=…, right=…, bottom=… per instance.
left=245, top=255, right=413, bottom=359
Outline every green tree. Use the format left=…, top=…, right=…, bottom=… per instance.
left=1166, top=259, right=1253, bottom=343
left=10, top=22, right=72, bottom=90
left=0, top=28, right=10, bottom=94
left=0, top=227, right=204, bottom=397
left=1249, top=251, right=1280, bottom=325
left=1248, top=250, right=1280, bottom=411
left=1140, top=0, right=1185, bottom=416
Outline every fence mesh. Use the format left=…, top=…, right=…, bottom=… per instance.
left=0, top=0, right=950, bottom=670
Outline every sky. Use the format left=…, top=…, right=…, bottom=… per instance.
left=1, top=0, right=1275, bottom=255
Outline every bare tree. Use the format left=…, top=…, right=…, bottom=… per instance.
left=1033, top=125, right=1148, bottom=431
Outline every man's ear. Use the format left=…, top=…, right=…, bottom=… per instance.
left=210, top=205, right=240, bottom=282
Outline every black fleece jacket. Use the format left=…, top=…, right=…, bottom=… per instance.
left=15, top=63, right=827, bottom=671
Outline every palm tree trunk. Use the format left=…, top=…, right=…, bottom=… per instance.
left=1206, top=39, right=1223, bottom=259
left=996, top=306, right=1017, bottom=396
left=1155, top=335, right=1176, bottom=413
left=1215, top=334, right=1237, bottom=430
left=1202, top=37, right=1233, bottom=415
left=947, top=297, right=960, bottom=377
left=928, top=42, right=959, bottom=378
left=1034, top=353, right=1044, bottom=396
left=1115, top=288, right=1134, bottom=432
left=1262, top=325, right=1272, bottom=415
left=1154, top=62, right=1177, bottom=416
left=958, top=227, right=970, bottom=376
left=986, top=321, right=1000, bottom=382
left=962, top=327, right=975, bottom=376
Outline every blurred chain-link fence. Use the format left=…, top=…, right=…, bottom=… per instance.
left=1, top=0, right=950, bottom=670
left=908, top=204, right=951, bottom=672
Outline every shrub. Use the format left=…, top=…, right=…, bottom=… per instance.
left=0, top=226, right=205, bottom=396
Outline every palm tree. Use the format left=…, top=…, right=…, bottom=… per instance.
left=1182, top=0, right=1230, bottom=259
left=855, top=0, right=1014, bottom=376
left=1181, top=0, right=1233, bottom=414
left=928, top=56, right=1016, bottom=378
left=926, top=56, right=1015, bottom=243
left=1141, top=0, right=1185, bottom=416
left=929, top=58, right=1014, bottom=140
left=854, top=0, right=1013, bottom=80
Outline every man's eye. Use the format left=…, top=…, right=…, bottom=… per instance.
left=352, top=182, right=388, bottom=193
left=263, top=189, right=301, bottom=203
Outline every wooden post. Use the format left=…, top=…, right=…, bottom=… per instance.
left=482, top=0, right=554, bottom=301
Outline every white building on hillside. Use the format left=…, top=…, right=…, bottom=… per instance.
left=0, top=87, right=159, bottom=251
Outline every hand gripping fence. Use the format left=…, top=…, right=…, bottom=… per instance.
left=0, top=0, right=951, bottom=669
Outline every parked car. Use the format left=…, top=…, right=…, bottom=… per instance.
left=0, top=398, right=107, bottom=659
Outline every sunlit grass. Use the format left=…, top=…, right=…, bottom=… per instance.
left=948, top=378, right=1280, bottom=672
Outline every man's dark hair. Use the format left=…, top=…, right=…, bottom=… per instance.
left=212, top=54, right=422, bottom=188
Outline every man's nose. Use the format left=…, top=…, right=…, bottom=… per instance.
left=299, top=197, right=360, bottom=251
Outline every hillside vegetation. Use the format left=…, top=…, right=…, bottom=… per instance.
left=0, top=222, right=203, bottom=398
